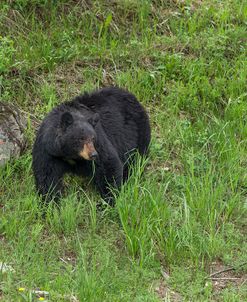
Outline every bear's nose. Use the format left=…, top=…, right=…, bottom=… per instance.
left=89, top=151, right=98, bottom=160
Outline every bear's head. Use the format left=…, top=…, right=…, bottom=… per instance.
left=58, top=111, right=99, bottom=161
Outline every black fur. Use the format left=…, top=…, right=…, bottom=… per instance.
left=32, top=87, right=151, bottom=205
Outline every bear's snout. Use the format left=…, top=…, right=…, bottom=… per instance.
left=79, top=141, right=98, bottom=161
left=89, top=150, right=98, bottom=161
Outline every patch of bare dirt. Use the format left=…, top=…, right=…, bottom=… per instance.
left=208, top=260, right=247, bottom=295
left=155, top=280, right=182, bottom=301
left=153, top=269, right=183, bottom=301
left=54, top=63, right=88, bottom=99
left=54, top=61, right=116, bottom=100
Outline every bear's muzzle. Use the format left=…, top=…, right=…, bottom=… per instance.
left=79, top=141, right=98, bottom=161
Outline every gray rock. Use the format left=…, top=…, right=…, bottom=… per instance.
left=0, top=101, right=27, bottom=166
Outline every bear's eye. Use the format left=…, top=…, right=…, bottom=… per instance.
left=92, top=136, right=96, bottom=142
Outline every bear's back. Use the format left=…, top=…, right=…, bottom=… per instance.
left=71, top=87, right=151, bottom=159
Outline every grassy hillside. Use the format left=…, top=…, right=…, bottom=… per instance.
left=0, top=1, right=246, bottom=301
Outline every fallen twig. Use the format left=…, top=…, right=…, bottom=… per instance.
left=211, top=277, right=242, bottom=281
left=209, top=267, right=236, bottom=278
left=209, top=262, right=247, bottom=278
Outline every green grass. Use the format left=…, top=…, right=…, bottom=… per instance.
left=0, top=0, right=247, bottom=301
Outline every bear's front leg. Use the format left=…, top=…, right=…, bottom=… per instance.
left=94, top=155, right=123, bottom=206
left=32, top=150, right=69, bottom=203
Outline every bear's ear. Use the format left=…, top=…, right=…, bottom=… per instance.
left=88, top=113, right=99, bottom=127
left=61, top=112, right=73, bottom=130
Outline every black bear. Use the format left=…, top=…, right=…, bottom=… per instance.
left=32, top=87, right=151, bottom=205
